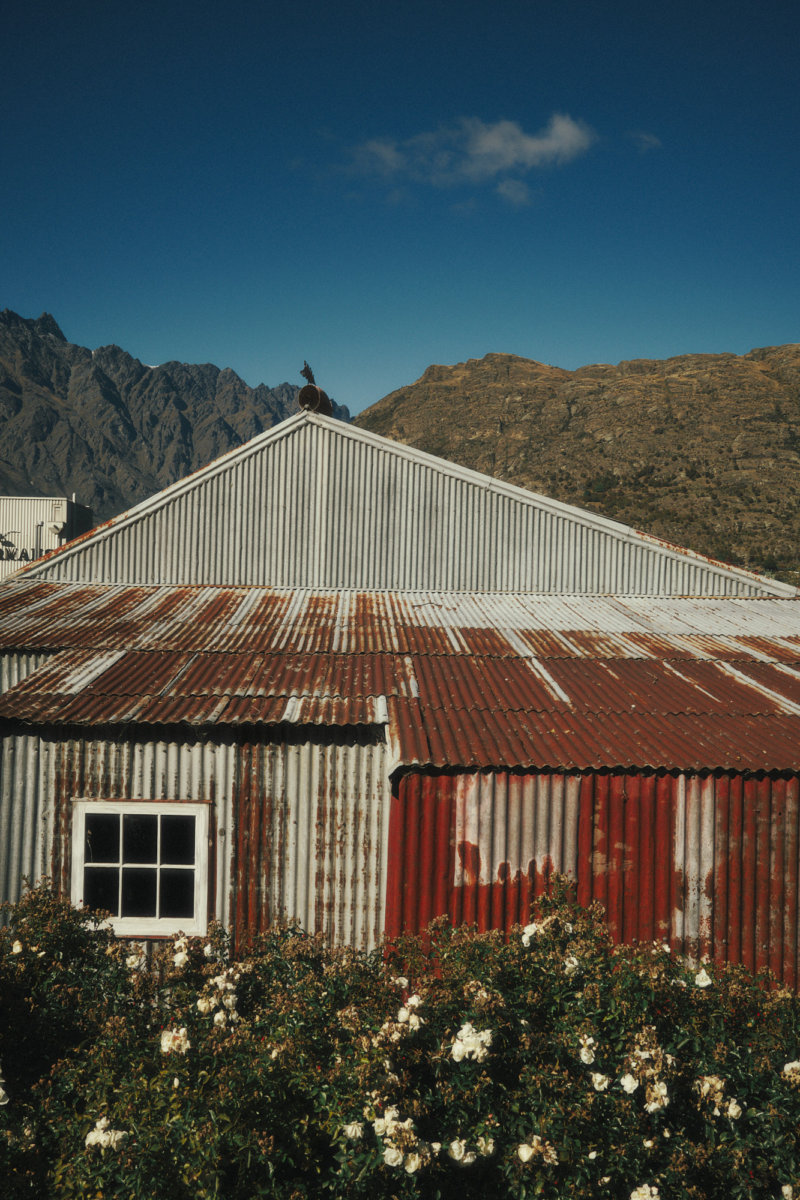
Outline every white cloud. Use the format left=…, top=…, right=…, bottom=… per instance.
left=352, top=113, right=595, bottom=191
left=628, top=130, right=662, bottom=153
left=496, top=178, right=532, bottom=207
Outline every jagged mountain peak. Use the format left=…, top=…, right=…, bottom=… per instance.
left=0, top=309, right=349, bottom=519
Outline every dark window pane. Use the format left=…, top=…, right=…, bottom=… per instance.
left=85, top=814, right=119, bottom=863
left=160, top=869, right=195, bottom=918
left=123, top=815, right=158, bottom=863
left=84, top=866, right=119, bottom=915
left=121, top=867, right=157, bottom=917
left=161, top=815, right=195, bottom=865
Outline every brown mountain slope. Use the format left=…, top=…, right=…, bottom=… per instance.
left=355, top=347, right=800, bottom=582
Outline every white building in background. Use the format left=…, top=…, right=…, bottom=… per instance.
left=0, top=496, right=93, bottom=580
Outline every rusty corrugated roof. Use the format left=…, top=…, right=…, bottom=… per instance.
left=2, top=579, right=800, bottom=770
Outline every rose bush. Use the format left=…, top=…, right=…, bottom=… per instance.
left=1, top=878, right=799, bottom=1198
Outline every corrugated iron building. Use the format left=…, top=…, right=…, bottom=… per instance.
left=1, top=412, right=800, bottom=984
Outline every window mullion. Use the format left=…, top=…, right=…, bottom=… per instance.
left=117, top=813, right=123, bottom=918
left=156, top=814, right=162, bottom=920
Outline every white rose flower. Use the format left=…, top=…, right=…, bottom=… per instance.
left=591, top=1072, right=611, bottom=1091
left=383, top=1145, right=403, bottom=1167
left=343, top=1121, right=363, bottom=1140
left=782, top=1061, right=800, bottom=1078
left=213, top=1009, right=227, bottom=1027
left=517, top=1143, right=534, bottom=1163
left=397, top=1007, right=410, bottom=1023
left=126, top=952, right=143, bottom=969
left=476, top=1135, right=495, bottom=1156
left=160, top=1027, right=190, bottom=1055
left=407, top=994, right=422, bottom=1008
left=203, top=942, right=214, bottom=958
left=630, top=1187, right=660, bottom=1200
left=726, top=1098, right=742, bottom=1120
left=579, top=1035, right=596, bottom=1064
left=392, top=976, right=408, bottom=988
left=645, top=1081, right=669, bottom=1112
left=431, top=1142, right=442, bottom=1154
left=373, top=1117, right=387, bottom=1136
left=564, top=955, right=580, bottom=977
left=223, top=992, right=237, bottom=1010
left=588, top=1150, right=598, bottom=1160
left=694, top=967, right=712, bottom=988
left=450, top=1022, right=492, bottom=1063
left=781, top=1186, right=793, bottom=1199
left=404, top=1152, right=422, bottom=1174
left=462, top=1151, right=477, bottom=1165
left=448, top=1139, right=466, bottom=1161
left=643, top=1139, right=654, bottom=1148
left=11, top=941, right=22, bottom=955
left=172, top=950, right=189, bottom=970
left=408, top=1013, right=423, bottom=1030
left=85, top=1116, right=128, bottom=1150
left=196, top=995, right=213, bottom=1014
left=620, top=1073, right=639, bottom=1093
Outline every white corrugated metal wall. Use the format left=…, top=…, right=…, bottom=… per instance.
left=234, top=731, right=390, bottom=950
left=0, top=724, right=391, bottom=951
left=0, top=733, right=48, bottom=905
left=21, top=415, right=790, bottom=596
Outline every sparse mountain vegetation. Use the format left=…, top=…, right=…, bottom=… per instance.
left=356, top=347, right=800, bottom=584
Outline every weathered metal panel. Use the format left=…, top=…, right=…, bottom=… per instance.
left=386, top=770, right=800, bottom=989
left=5, top=581, right=800, bottom=656
left=1, top=725, right=391, bottom=950
left=19, top=414, right=793, bottom=596
left=1, top=651, right=53, bottom=694
left=0, top=732, right=49, bottom=905
left=233, top=728, right=390, bottom=951
left=43, top=732, right=238, bottom=931
left=3, top=585, right=800, bottom=770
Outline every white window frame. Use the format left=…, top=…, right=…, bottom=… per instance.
left=71, top=799, right=209, bottom=937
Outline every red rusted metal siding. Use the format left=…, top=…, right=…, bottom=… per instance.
left=386, top=770, right=800, bottom=989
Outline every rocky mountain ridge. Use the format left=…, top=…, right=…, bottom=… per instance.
left=355, top=346, right=800, bottom=582
left=0, top=310, right=349, bottom=520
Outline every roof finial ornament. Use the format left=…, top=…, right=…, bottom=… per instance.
left=298, top=362, right=333, bottom=416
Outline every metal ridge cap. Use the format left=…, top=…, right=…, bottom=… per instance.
left=6, top=580, right=800, bottom=615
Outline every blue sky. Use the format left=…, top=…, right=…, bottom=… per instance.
left=3, top=0, right=798, bottom=414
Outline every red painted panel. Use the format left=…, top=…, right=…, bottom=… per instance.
left=386, top=768, right=800, bottom=990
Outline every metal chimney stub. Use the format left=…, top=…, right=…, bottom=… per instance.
left=298, top=362, right=333, bottom=415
